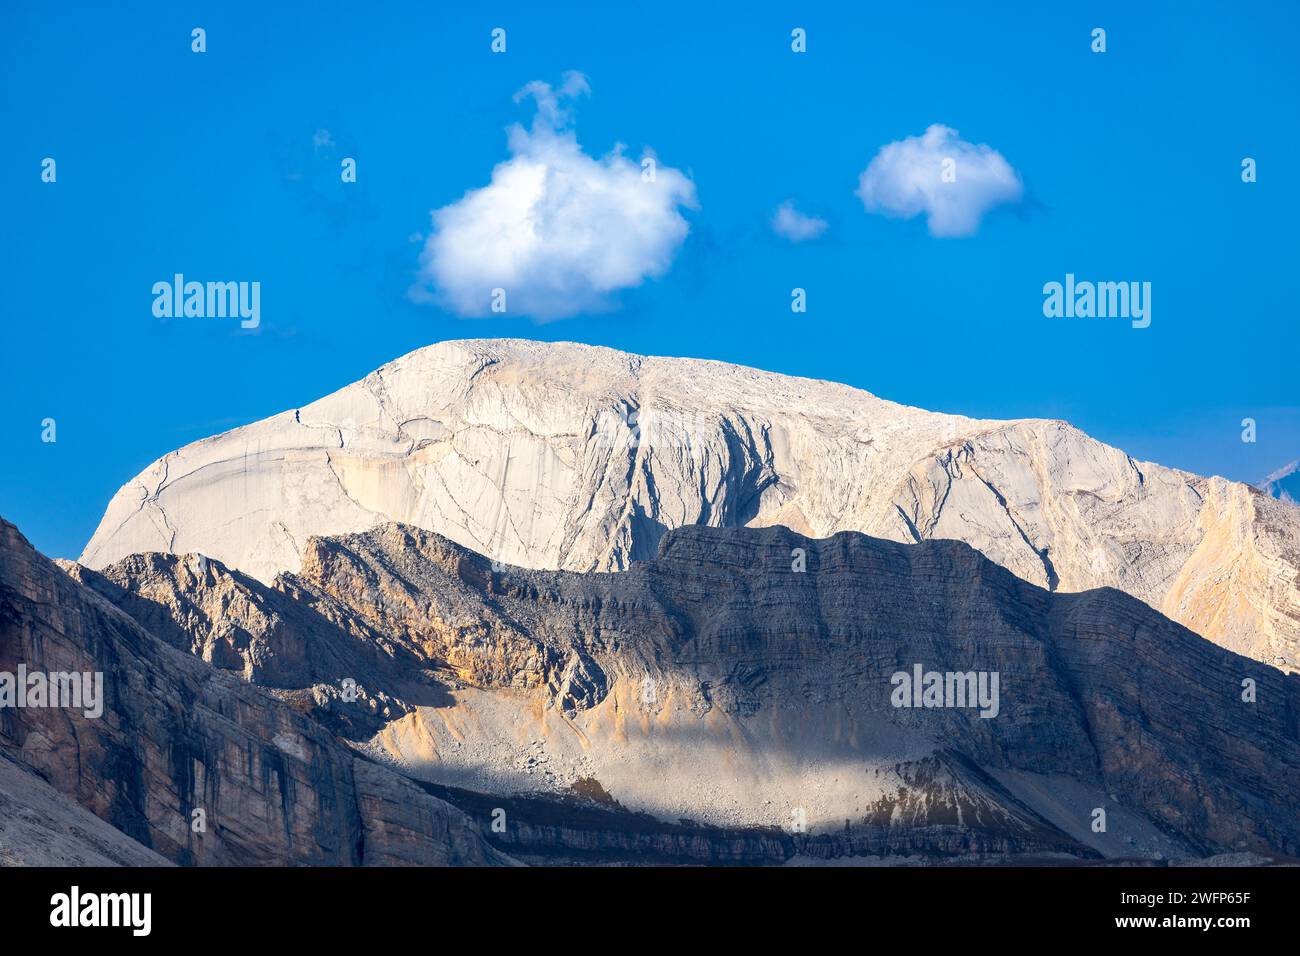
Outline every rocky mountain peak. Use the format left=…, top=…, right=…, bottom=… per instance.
left=43, top=515, right=1300, bottom=862
left=77, top=339, right=1300, bottom=671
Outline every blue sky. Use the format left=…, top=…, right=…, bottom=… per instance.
left=3, top=0, right=1298, bottom=559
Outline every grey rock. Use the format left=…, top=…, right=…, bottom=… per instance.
left=82, top=518, right=1300, bottom=861
left=0, top=518, right=514, bottom=867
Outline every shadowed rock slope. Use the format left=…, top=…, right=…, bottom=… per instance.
left=0, top=752, right=171, bottom=866
left=0, top=518, right=513, bottom=866
left=81, top=519, right=1300, bottom=863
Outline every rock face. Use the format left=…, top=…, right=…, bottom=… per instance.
left=0, top=752, right=171, bottom=867
left=0, top=518, right=513, bottom=867
left=62, top=552, right=432, bottom=740
left=83, top=519, right=1300, bottom=861
left=1260, top=458, right=1300, bottom=506
left=79, top=339, right=1300, bottom=670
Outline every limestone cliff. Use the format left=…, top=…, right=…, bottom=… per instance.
left=79, top=339, right=1300, bottom=670
left=0, top=518, right=513, bottom=867
left=78, top=519, right=1300, bottom=862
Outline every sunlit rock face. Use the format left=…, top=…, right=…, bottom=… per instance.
left=78, top=520, right=1300, bottom=861
left=81, top=338, right=1300, bottom=669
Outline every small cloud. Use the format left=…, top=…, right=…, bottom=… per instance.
left=512, top=71, right=591, bottom=128
left=413, top=72, right=698, bottom=320
left=771, top=200, right=827, bottom=242
left=855, top=124, right=1023, bottom=237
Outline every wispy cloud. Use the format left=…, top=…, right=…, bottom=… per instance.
left=855, top=124, right=1023, bottom=237
left=413, top=72, right=698, bottom=320
left=771, top=200, right=827, bottom=242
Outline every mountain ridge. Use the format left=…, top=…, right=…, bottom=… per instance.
left=79, top=338, right=1300, bottom=670
left=69, top=517, right=1300, bottom=861
left=0, top=516, right=516, bottom=866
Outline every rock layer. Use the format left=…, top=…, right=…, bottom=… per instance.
left=84, top=519, right=1300, bottom=860
left=0, top=752, right=171, bottom=867
left=0, top=518, right=513, bottom=867
left=79, top=339, right=1300, bottom=669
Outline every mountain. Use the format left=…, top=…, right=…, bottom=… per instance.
left=0, top=518, right=514, bottom=866
left=0, top=752, right=171, bottom=866
left=1259, top=459, right=1300, bottom=506
left=65, top=518, right=1300, bottom=862
left=79, top=340, right=1300, bottom=672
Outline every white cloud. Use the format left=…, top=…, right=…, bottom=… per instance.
left=415, top=72, right=697, bottom=319
left=854, top=124, right=1023, bottom=237
left=771, top=200, right=827, bottom=241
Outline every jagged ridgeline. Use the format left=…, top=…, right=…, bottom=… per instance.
left=6, top=339, right=1299, bottom=867
left=5, top=513, right=1298, bottom=866
left=79, top=339, right=1300, bottom=673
